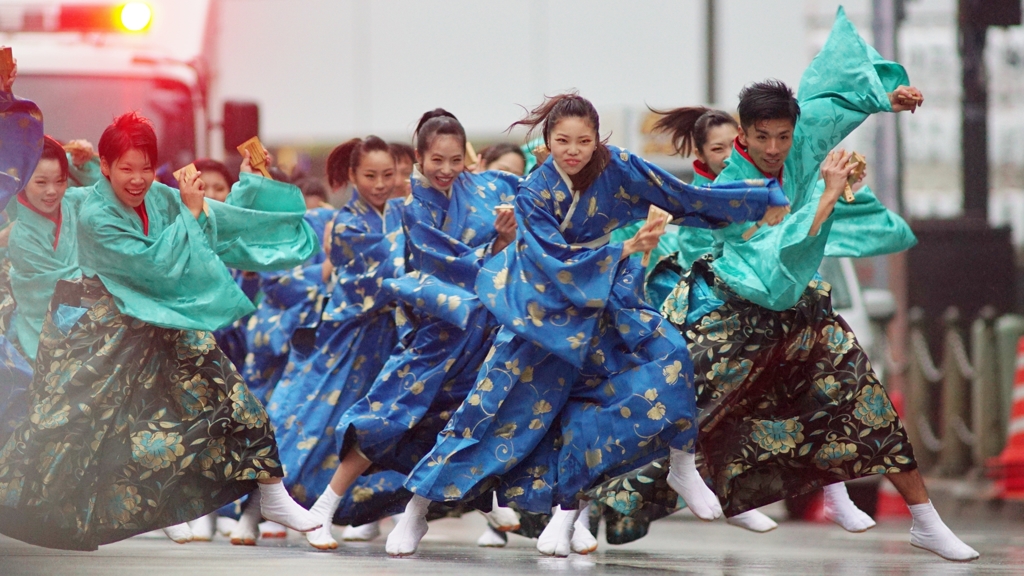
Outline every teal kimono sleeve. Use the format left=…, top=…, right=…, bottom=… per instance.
left=77, top=187, right=254, bottom=331
left=826, top=183, right=917, bottom=257
left=786, top=6, right=909, bottom=209
left=207, top=172, right=320, bottom=271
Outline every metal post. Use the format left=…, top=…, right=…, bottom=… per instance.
left=871, top=0, right=901, bottom=291
left=705, top=0, right=716, bottom=105
left=938, top=307, right=972, bottom=476
left=907, top=307, right=937, bottom=471
left=958, top=0, right=989, bottom=220
left=972, top=306, right=1003, bottom=462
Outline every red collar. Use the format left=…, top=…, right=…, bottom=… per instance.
left=692, top=159, right=715, bottom=181
left=17, top=192, right=63, bottom=250
left=733, top=136, right=783, bottom=184
left=134, top=201, right=149, bottom=236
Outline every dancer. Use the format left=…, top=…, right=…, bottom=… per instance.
left=390, top=93, right=787, bottom=557
left=589, top=9, right=977, bottom=563
left=389, top=142, right=415, bottom=199
left=611, top=108, right=738, bottom=294
left=302, top=109, right=522, bottom=551
left=474, top=143, right=527, bottom=176
left=0, top=112, right=321, bottom=550
left=0, top=137, right=90, bottom=447
left=240, top=177, right=334, bottom=404
left=248, top=136, right=408, bottom=548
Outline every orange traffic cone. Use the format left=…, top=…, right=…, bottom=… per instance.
left=874, top=478, right=911, bottom=518
left=987, top=336, right=1024, bottom=500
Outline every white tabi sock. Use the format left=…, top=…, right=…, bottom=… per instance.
left=477, top=525, right=508, bottom=547
left=163, top=522, right=194, bottom=544
left=259, top=521, right=287, bottom=538
left=726, top=509, right=778, bottom=533
left=666, top=449, right=722, bottom=521
left=536, top=505, right=581, bottom=557
left=305, top=486, right=343, bottom=550
left=230, top=491, right=261, bottom=546
left=823, top=482, right=876, bottom=533
left=187, top=513, right=216, bottom=541
left=341, top=521, right=381, bottom=541
left=258, top=481, right=321, bottom=533
left=571, top=503, right=597, bottom=554
left=385, top=495, right=430, bottom=557
left=482, top=492, right=521, bottom=531
left=908, top=500, right=979, bottom=562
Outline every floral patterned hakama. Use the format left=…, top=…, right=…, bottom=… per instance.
left=0, top=278, right=281, bottom=550
left=588, top=258, right=916, bottom=533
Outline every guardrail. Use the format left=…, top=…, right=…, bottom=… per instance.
left=903, top=306, right=1024, bottom=477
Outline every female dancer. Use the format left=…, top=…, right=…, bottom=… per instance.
left=0, top=136, right=99, bottom=447
left=391, top=93, right=787, bottom=557
left=302, top=109, right=521, bottom=550
left=0, top=112, right=321, bottom=550
left=241, top=136, right=409, bottom=548
left=610, top=107, right=738, bottom=290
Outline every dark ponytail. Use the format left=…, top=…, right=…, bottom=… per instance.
left=327, top=138, right=361, bottom=189
left=413, top=108, right=467, bottom=156
left=509, top=92, right=610, bottom=193
left=327, top=136, right=395, bottom=189
left=650, top=106, right=738, bottom=157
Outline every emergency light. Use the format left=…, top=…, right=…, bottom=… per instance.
left=0, top=2, right=153, bottom=33
left=59, top=3, right=152, bottom=33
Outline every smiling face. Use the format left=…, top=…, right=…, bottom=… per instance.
left=696, top=123, right=739, bottom=176
left=548, top=116, right=597, bottom=177
left=200, top=171, right=231, bottom=202
left=737, top=118, right=793, bottom=177
left=23, top=158, right=69, bottom=215
left=101, top=148, right=154, bottom=208
left=350, top=149, right=396, bottom=212
left=415, top=134, right=464, bottom=191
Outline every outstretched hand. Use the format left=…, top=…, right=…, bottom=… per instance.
left=889, top=86, right=924, bottom=113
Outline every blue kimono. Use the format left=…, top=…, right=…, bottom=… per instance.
left=241, top=207, right=334, bottom=403
left=405, top=147, right=779, bottom=513
left=334, top=168, right=519, bottom=475
left=267, top=195, right=407, bottom=511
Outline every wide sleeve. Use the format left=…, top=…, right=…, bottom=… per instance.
left=475, top=188, right=625, bottom=367
left=323, top=218, right=405, bottom=324
left=825, top=183, right=917, bottom=257
left=207, top=172, right=320, bottom=271
left=77, top=201, right=253, bottom=331
left=616, top=150, right=780, bottom=229
left=384, top=197, right=488, bottom=328
left=786, top=6, right=909, bottom=209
